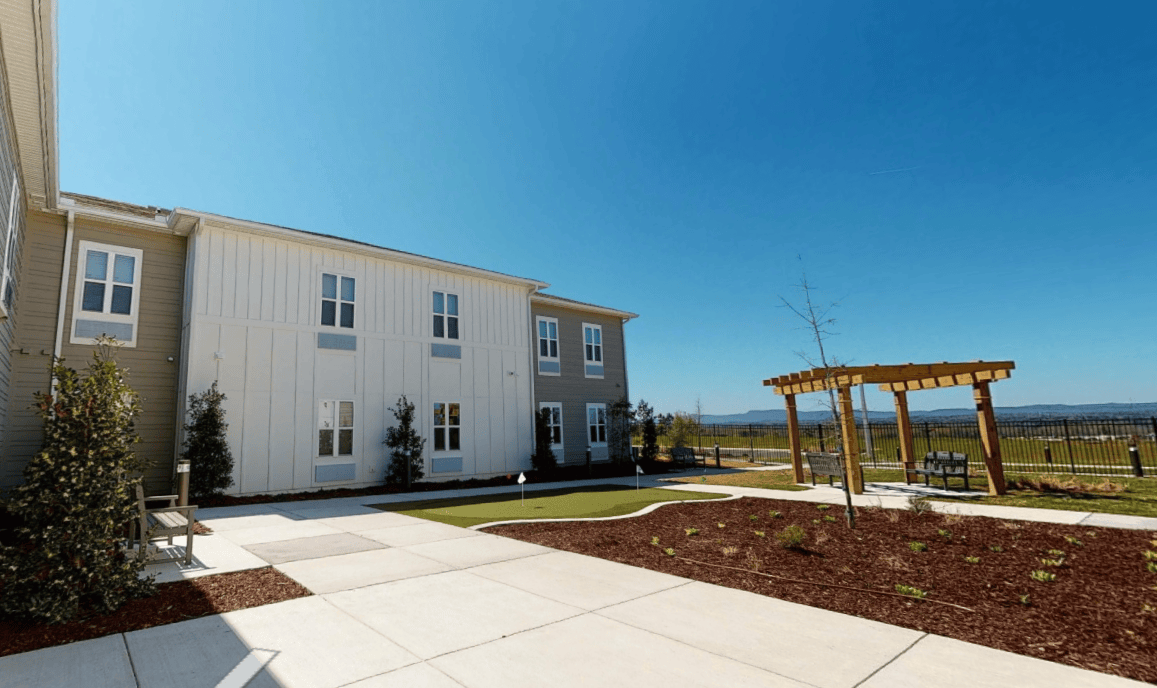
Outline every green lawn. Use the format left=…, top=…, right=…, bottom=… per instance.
left=368, top=485, right=729, bottom=528
left=937, top=474, right=1157, bottom=518
left=669, top=468, right=908, bottom=491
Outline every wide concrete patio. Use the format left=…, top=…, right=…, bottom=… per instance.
left=3, top=471, right=1151, bottom=687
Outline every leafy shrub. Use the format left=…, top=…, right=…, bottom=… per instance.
left=754, top=531, right=765, bottom=537
left=769, top=510, right=782, bottom=519
left=531, top=407, right=557, bottom=474
left=182, top=382, right=234, bottom=498
left=1064, top=536, right=1083, bottom=547
left=637, top=400, right=660, bottom=467
left=989, top=545, right=1004, bottom=553
left=907, top=496, right=932, bottom=515
left=664, top=548, right=676, bottom=557
left=749, top=514, right=759, bottom=522
left=1019, top=594, right=1031, bottom=606
left=685, top=527, right=699, bottom=536
left=894, top=584, right=927, bottom=599
left=1048, top=549, right=1066, bottom=557
left=650, top=536, right=660, bottom=546
left=816, top=504, right=831, bottom=511
left=1030, top=570, right=1056, bottom=582
left=384, top=395, right=426, bottom=487
left=0, top=341, right=156, bottom=623
left=722, top=546, right=738, bottom=556
left=776, top=525, right=806, bottom=549
left=1147, top=562, right=1157, bottom=575
left=822, top=515, right=837, bottom=523
left=717, top=522, right=726, bottom=529
left=908, top=542, right=927, bottom=553
left=1143, top=550, right=1157, bottom=561
left=937, top=529, right=952, bottom=539
left=668, top=412, right=697, bottom=449
left=1040, top=558, right=1064, bottom=567
left=964, top=556, right=980, bottom=564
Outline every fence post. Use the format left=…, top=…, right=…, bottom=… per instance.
left=715, top=443, right=721, bottom=468
left=1128, top=441, right=1144, bottom=478
left=1062, top=419, right=1076, bottom=473
left=924, top=422, right=932, bottom=455
left=818, top=424, right=825, bottom=453
left=749, top=424, right=755, bottom=462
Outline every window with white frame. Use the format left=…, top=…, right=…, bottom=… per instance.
left=432, top=291, right=459, bottom=339
left=71, top=241, right=143, bottom=346
left=433, top=402, right=461, bottom=452
left=540, top=402, right=563, bottom=447
left=537, top=317, right=559, bottom=365
left=583, top=324, right=602, bottom=364
left=587, top=403, right=607, bottom=446
left=318, top=400, right=355, bottom=457
left=321, top=273, right=355, bottom=328
left=1, top=177, right=18, bottom=311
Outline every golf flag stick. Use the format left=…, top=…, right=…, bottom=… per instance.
left=636, top=462, right=643, bottom=490
left=518, top=472, right=526, bottom=505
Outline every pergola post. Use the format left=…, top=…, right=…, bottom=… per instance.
left=836, top=386, right=864, bottom=494
left=973, top=381, right=1007, bottom=496
left=893, top=390, right=916, bottom=482
left=784, top=393, right=804, bottom=483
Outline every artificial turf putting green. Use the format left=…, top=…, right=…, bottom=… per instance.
left=368, top=485, right=728, bottom=528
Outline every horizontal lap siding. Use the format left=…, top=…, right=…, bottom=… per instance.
left=530, top=305, right=628, bottom=465
left=2, top=212, right=188, bottom=493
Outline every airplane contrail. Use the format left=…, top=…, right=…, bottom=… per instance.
left=868, top=166, right=922, bottom=175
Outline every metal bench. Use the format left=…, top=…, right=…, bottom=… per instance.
left=130, top=484, right=197, bottom=565
left=669, top=446, right=698, bottom=468
left=909, top=451, right=971, bottom=490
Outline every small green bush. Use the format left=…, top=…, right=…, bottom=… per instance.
left=749, top=514, right=759, bottom=522
left=1147, top=562, right=1157, bottom=575
left=816, top=504, right=831, bottom=511
left=717, top=522, right=726, bottom=529
left=650, top=536, right=660, bottom=546
left=754, top=531, right=765, bottom=537
left=1030, top=570, right=1056, bottom=583
left=685, top=527, right=699, bottom=536
left=895, top=584, right=927, bottom=599
left=769, top=510, right=782, bottom=519
left=989, top=545, right=1004, bottom=553
left=1064, top=536, right=1083, bottom=547
left=822, top=515, right=837, bottom=523
left=908, top=542, right=927, bottom=553
left=1040, top=558, right=1064, bottom=567
left=183, top=382, right=235, bottom=498
left=964, top=556, right=980, bottom=564
left=664, top=548, right=676, bottom=557
left=937, top=529, right=952, bottom=539
left=384, top=395, right=426, bottom=487
left=776, top=525, right=806, bottom=549
left=1142, top=550, right=1157, bottom=561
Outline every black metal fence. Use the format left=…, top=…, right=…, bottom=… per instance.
left=635, top=417, right=1157, bottom=477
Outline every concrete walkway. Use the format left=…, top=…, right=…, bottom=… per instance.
left=3, top=471, right=1151, bottom=687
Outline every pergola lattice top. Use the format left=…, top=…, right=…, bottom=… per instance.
left=763, top=360, right=1015, bottom=396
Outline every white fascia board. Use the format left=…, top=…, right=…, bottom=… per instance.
left=530, top=294, right=638, bottom=321
left=176, top=208, right=551, bottom=290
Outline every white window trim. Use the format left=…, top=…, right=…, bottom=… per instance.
left=539, top=401, right=564, bottom=450
left=70, top=240, right=144, bottom=347
left=536, top=316, right=560, bottom=375
left=317, top=399, right=356, bottom=458
left=586, top=402, right=607, bottom=448
left=582, top=323, right=604, bottom=379
left=432, top=290, right=460, bottom=340
left=319, top=271, right=356, bottom=329
left=432, top=401, right=463, bottom=453
left=0, top=177, right=18, bottom=318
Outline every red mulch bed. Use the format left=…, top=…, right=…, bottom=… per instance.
left=0, top=567, right=310, bottom=658
left=487, top=497, right=1157, bottom=684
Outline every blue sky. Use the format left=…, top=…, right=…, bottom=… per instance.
left=59, top=1, right=1157, bottom=416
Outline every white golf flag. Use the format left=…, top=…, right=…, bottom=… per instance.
left=636, top=464, right=644, bottom=475
left=517, top=472, right=526, bottom=484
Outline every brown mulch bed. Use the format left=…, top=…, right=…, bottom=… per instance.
left=0, top=567, right=310, bottom=658
left=487, top=497, right=1157, bottom=684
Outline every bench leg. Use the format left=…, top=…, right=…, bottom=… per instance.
left=185, top=529, right=194, bottom=566
left=827, top=475, right=833, bottom=487
left=942, top=473, right=949, bottom=491
left=964, top=473, right=970, bottom=491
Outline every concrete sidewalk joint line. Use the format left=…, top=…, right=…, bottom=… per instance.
left=852, top=632, right=928, bottom=688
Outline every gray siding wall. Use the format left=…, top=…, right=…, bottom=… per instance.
left=0, top=52, right=25, bottom=486
left=530, top=304, right=628, bottom=465
left=1, top=211, right=186, bottom=493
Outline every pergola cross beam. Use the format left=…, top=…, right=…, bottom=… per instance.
left=761, top=360, right=1014, bottom=496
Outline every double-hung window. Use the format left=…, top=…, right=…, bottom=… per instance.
left=71, top=241, right=143, bottom=346
left=587, top=403, right=607, bottom=446
left=583, top=323, right=603, bottom=378
left=321, top=273, right=355, bottom=328
left=433, top=402, right=461, bottom=452
left=1, top=177, right=18, bottom=313
left=432, top=291, right=459, bottom=339
left=540, top=402, right=563, bottom=447
left=536, top=316, right=559, bottom=375
left=318, top=400, right=354, bottom=456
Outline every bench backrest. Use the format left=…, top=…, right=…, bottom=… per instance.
left=804, top=452, right=843, bottom=475
left=670, top=447, right=695, bottom=460
left=922, top=451, right=968, bottom=473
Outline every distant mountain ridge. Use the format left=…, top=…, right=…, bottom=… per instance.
left=697, top=402, right=1157, bottom=425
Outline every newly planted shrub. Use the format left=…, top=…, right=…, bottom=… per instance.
left=822, top=515, right=837, bottom=523
left=908, top=542, right=928, bottom=553
left=530, top=407, right=557, bottom=474
left=749, top=514, right=759, bottom=522
left=0, top=340, right=155, bottom=623
left=1065, top=536, right=1083, bottom=547
left=722, top=546, right=738, bottom=556
left=717, top=522, right=726, bottom=529
left=964, top=556, right=980, bottom=564
left=1019, top=594, right=1031, bottom=606
left=816, top=504, right=831, bottom=511
left=989, top=545, right=1004, bottom=553
left=384, top=395, right=426, bottom=488
left=1030, top=570, right=1057, bottom=583
left=664, top=548, right=676, bottom=557
left=1040, top=558, right=1064, bottom=567
left=907, top=496, right=932, bottom=515
left=937, top=529, right=952, bottom=539
left=1147, top=562, right=1157, bottom=574
left=754, top=531, right=765, bottom=537
left=650, top=536, right=660, bottom=546
left=776, top=525, right=806, bottom=549
left=1048, top=549, right=1066, bottom=557
left=685, top=527, right=700, bottom=536
left=769, top=510, right=783, bottom=519
left=894, top=584, right=927, bottom=599
left=182, top=381, right=234, bottom=498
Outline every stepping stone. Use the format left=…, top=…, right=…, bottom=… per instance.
left=244, top=533, right=385, bottom=564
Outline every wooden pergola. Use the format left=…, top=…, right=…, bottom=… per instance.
left=762, top=361, right=1016, bottom=496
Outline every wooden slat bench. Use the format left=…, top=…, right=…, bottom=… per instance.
left=908, top=451, right=971, bottom=490
left=130, top=484, right=198, bottom=565
left=804, top=452, right=845, bottom=487
left=669, top=446, right=698, bottom=468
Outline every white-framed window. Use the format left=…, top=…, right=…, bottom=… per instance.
left=433, top=402, right=461, bottom=452
left=318, top=399, right=355, bottom=457
left=586, top=403, right=607, bottom=446
left=321, top=273, right=355, bottom=328
left=583, top=323, right=603, bottom=378
left=70, top=240, right=144, bottom=347
left=536, top=316, right=559, bottom=372
left=432, top=291, right=459, bottom=339
left=1, top=177, right=18, bottom=313
left=540, top=402, right=563, bottom=448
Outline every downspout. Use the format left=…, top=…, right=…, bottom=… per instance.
left=526, top=285, right=539, bottom=457
left=50, top=210, right=74, bottom=396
